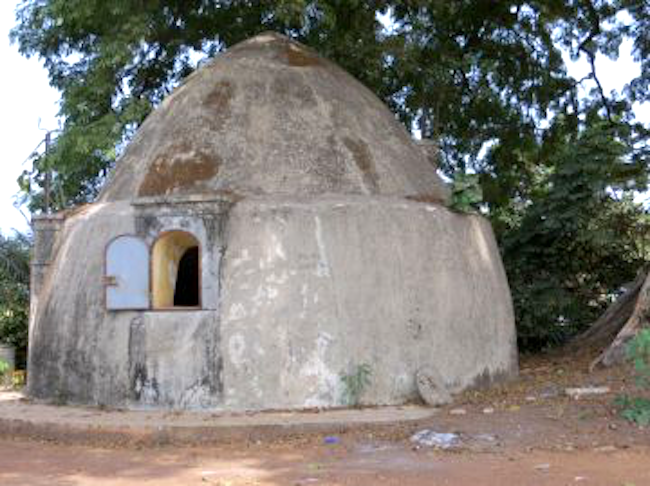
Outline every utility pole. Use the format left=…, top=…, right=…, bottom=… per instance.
left=44, top=130, right=51, bottom=214
left=37, top=119, right=60, bottom=214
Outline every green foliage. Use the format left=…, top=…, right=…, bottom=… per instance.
left=497, top=116, right=650, bottom=350
left=11, top=370, right=26, bottom=389
left=0, top=359, right=9, bottom=379
left=627, top=329, right=650, bottom=388
left=616, top=329, right=650, bottom=426
left=450, top=173, right=483, bottom=213
left=10, top=0, right=390, bottom=212
left=340, top=363, right=372, bottom=407
left=616, top=396, right=650, bottom=426
left=0, top=232, right=31, bottom=367
left=11, top=1, right=649, bottom=213
left=9, top=1, right=650, bottom=350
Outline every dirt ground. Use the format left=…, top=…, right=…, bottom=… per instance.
left=1, top=349, right=649, bottom=486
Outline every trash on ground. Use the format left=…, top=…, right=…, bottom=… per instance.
left=564, top=386, right=610, bottom=399
left=449, top=408, right=467, bottom=415
left=410, top=429, right=500, bottom=451
left=474, top=433, right=498, bottom=443
left=410, top=430, right=460, bottom=449
left=594, top=445, right=617, bottom=453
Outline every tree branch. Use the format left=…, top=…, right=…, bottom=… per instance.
left=577, top=0, right=614, bottom=124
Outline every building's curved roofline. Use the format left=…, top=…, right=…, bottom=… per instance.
left=99, top=32, right=449, bottom=204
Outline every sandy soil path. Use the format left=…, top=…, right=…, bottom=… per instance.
left=1, top=437, right=649, bottom=486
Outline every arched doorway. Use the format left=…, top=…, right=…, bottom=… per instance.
left=151, top=231, right=201, bottom=309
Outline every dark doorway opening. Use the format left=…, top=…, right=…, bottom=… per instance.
left=173, top=246, right=199, bottom=306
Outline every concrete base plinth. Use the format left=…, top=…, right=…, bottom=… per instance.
left=0, top=391, right=435, bottom=446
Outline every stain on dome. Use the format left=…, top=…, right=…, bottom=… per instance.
left=203, top=80, right=235, bottom=131
left=284, top=43, right=323, bottom=67
left=100, top=32, right=450, bottom=204
left=343, top=137, right=379, bottom=193
left=138, top=142, right=220, bottom=197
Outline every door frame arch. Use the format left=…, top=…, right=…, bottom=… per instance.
left=150, top=229, right=202, bottom=310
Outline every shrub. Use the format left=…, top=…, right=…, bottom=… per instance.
left=615, top=329, right=650, bottom=426
left=0, top=232, right=31, bottom=367
left=340, top=363, right=372, bottom=407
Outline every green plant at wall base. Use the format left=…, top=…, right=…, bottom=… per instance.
left=615, top=329, right=650, bottom=426
left=340, top=363, right=372, bottom=407
left=11, top=370, right=26, bottom=389
left=450, top=173, right=483, bottom=214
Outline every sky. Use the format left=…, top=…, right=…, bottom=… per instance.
left=0, top=0, right=59, bottom=234
left=0, top=2, right=648, bottom=235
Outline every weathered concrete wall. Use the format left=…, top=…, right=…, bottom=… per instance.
left=28, top=195, right=516, bottom=411
left=30, top=214, right=66, bottom=337
left=28, top=200, right=226, bottom=409
left=220, top=196, right=517, bottom=410
left=127, top=311, right=221, bottom=409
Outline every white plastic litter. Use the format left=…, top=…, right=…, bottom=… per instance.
left=410, top=430, right=460, bottom=449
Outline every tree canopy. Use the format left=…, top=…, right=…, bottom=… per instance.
left=10, top=0, right=650, bottom=349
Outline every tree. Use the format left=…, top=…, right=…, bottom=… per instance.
left=10, top=0, right=390, bottom=211
left=498, top=113, right=649, bottom=349
left=9, top=0, right=650, bottom=352
left=0, top=232, right=31, bottom=368
left=13, top=0, right=636, bottom=211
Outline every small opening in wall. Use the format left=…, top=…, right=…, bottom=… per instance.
left=152, top=231, right=201, bottom=309
left=174, top=246, right=199, bottom=306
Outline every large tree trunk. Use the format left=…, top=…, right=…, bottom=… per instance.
left=580, top=268, right=650, bottom=371
left=570, top=270, right=645, bottom=349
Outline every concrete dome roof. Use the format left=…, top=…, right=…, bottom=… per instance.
left=100, top=32, right=449, bottom=203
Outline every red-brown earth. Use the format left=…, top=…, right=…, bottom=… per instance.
left=1, top=349, right=648, bottom=486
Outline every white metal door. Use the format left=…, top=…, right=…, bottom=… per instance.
left=105, top=235, right=150, bottom=310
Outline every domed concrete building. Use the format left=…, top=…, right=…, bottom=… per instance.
left=28, top=32, right=517, bottom=410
